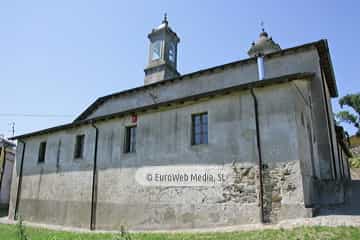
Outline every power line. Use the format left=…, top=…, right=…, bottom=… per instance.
left=0, top=114, right=75, bottom=118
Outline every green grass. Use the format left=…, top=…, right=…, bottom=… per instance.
left=1, top=223, right=360, bottom=240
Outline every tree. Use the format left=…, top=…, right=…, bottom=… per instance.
left=336, top=93, right=360, bottom=136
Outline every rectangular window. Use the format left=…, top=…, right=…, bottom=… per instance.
left=38, top=141, right=47, bottom=163
left=151, top=40, right=162, bottom=60
left=74, top=134, right=85, bottom=159
left=124, top=126, right=136, bottom=153
left=192, top=112, right=208, bottom=145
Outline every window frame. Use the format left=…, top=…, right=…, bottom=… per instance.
left=124, top=125, right=137, bottom=153
left=74, top=134, right=85, bottom=159
left=191, top=112, right=208, bottom=145
left=151, top=40, right=162, bottom=61
left=38, top=141, right=47, bottom=164
left=168, top=42, right=176, bottom=63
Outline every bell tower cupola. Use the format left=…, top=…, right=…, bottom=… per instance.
left=248, top=26, right=281, bottom=57
left=144, top=14, right=180, bottom=85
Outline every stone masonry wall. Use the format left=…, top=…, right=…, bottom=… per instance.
left=262, top=161, right=305, bottom=223
left=219, top=163, right=257, bottom=205
left=223, top=160, right=308, bottom=224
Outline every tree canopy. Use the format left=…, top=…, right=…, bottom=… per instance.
left=337, top=93, right=360, bottom=136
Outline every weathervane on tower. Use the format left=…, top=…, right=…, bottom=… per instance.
left=162, top=13, right=168, bottom=25
left=260, top=21, right=265, bottom=32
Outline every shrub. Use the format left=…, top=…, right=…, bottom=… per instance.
left=16, top=216, right=29, bottom=240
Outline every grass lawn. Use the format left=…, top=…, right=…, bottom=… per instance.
left=1, top=224, right=360, bottom=240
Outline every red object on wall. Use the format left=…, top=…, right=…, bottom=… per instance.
left=131, top=114, right=137, bottom=123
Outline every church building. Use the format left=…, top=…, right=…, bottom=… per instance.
left=9, top=16, right=352, bottom=230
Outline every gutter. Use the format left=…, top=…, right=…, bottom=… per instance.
left=75, top=39, right=336, bottom=121
left=90, top=122, right=99, bottom=230
left=14, top=140, right=26, bottom=220
left=10, top=73, right=314, bottom=141
left=250, top=89, right=265, bottom=223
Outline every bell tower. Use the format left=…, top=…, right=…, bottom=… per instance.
left=144, top=14, right=180, bottom=85
left=248, top=26, right=281, bottom=57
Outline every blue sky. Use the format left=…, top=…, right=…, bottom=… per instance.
left=0, top=0, right=359, bottom=138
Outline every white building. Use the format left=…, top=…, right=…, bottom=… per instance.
left=9, top=17, right=351, bottom=230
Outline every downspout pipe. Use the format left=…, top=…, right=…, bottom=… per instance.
left=253, top=53, right=265, bottom=223
left=90, top=122, right=99, bottom=230
left=250, top=88, right=265, bottom=223
left=14, top=139, right=26, bottom=220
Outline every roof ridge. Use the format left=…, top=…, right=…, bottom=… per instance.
left=11, top=72, right=314, bottom=140
left=74, top=39, right=332, bottom=122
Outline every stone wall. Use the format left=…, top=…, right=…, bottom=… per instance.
left=9, top=80, right=316, bottom=230
left=219, top=163, right=257, bottom=205
left=94, top=160, right=309, bottom=230
left=94, top=163, right=261, bottom=230
left=219, top=160, right=311, bottom=224
left=262, top=160, right=311, bottom=223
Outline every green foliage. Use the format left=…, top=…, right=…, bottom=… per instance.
left=339, top=94, right=360, bottom=113
left=16, top=217, right=29, bottom=240
left=337, top=111, right=358, bottom=126
left=2, top=224, right=360, bottom=240
left=337, top=93, right=360, bottom=135
left=350, top=156, right=360, bottom=168
left=113, top=225, right=132, bottom=240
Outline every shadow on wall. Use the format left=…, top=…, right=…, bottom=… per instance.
left=317, top=180, right=360, bottom=216
left=0, top=206, right=8, bottom=217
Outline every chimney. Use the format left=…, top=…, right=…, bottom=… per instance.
left=257, top=55, right=265, bottom=80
